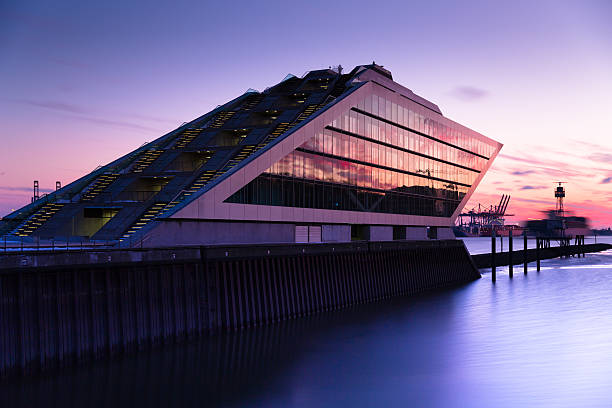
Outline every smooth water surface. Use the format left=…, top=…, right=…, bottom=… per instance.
left=2, top=238, right=612, bottom=407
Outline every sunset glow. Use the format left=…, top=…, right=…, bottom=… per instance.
left=1, top=0, right=610, bottom=227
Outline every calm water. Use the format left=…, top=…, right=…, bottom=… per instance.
left=2, top=237, right=612, bottom=407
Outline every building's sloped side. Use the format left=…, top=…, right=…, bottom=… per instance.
left=1, top=68, right=363, bottom=244
left=0, top=92, right=245, bottom=239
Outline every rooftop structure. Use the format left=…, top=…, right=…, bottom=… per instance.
left=0, top=64, right=502, bottom=246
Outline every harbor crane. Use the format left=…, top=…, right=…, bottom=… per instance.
left=457, top=194, right=513, bottom=235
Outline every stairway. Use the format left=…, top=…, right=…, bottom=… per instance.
left=81, top=174, right=120, bottom=201
left=293, top=104, right=321, bottom=124
left=152, top=169, right=224, bottom=215
left=173, top=128, right=203, bottom=149
left=184, top=170, right=223, bottom=196
left=241, top=94, right=264, bottom=111
left=209, top=111, right=236, bottom=128
left=222, top=145, right=257, bottom=171
left=257, top=122, right=291, bottom=150
left=131, top=149, right=164, bottom=172
left=120, top=202, right=167, bottom=242
left=13, top=203, right=65, bottom=236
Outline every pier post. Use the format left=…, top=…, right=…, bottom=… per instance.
left=537, top=238, right=541, bottom=272
left=574, top=235, right=580, bottom=258
left=573, top=236, right=577, bottom=258
left=523, top=231, right=528, bottom=274
left=509, top=229, right=513, bottom=278
left=491, top=230, right=496, bottom=282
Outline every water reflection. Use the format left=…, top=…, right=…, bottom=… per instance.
left=3, top=246, right=612, bottom=407
left=1, top=290, right=462, bottom=408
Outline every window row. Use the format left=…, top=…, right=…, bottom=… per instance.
left=301, top=131, right=479, bottom=186
left=269, top=150, right=472, bottom=194
left=226, top=174, right=462, bottom=217
left=341, top=94, right=497, bottom=158
left=330, top=109, right=490, bottom=170
left=331, top=110, right=489, bottom=170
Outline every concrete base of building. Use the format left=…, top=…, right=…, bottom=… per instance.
left=0, top=239, right=478, bottom=378
left=369, top=225, right=393, bottom=241
left=406, top=226, right=428, bottom=240
left=437, top=227, right=456, bottom=240
left=322, top=224, right=351, bottom=242
left=140, top=221, right=455, bottom=246
left=143, top=219, right=296, bottom=246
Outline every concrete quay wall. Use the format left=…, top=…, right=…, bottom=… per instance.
left=0, top=240, right=479, bottom=378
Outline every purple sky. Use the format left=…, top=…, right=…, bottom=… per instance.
left=1, top=0, right=611, bottom=226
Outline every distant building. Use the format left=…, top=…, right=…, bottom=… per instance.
left=0, top=64, right=502, bottom=246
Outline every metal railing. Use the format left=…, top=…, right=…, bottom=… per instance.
left=1, top=236, right=119, bottom=254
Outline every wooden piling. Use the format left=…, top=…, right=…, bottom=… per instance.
left=523, top=231, right=528, bottom=274
left=509, top=229, right=513, bottom=278
left=491, top=230, right=496, bottom=282
left=537, top=238, right=541, bottom=272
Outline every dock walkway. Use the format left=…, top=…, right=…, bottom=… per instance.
left=472, top=243, right=612, bottom=269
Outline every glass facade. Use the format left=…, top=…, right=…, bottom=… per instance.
left=226, top=94, right=498, bottom=218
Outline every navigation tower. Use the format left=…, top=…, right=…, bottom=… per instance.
left=555, top=182, right=566, bottom=217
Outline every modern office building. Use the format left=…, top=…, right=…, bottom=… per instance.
left=0, top=64, right=502, bottom=246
